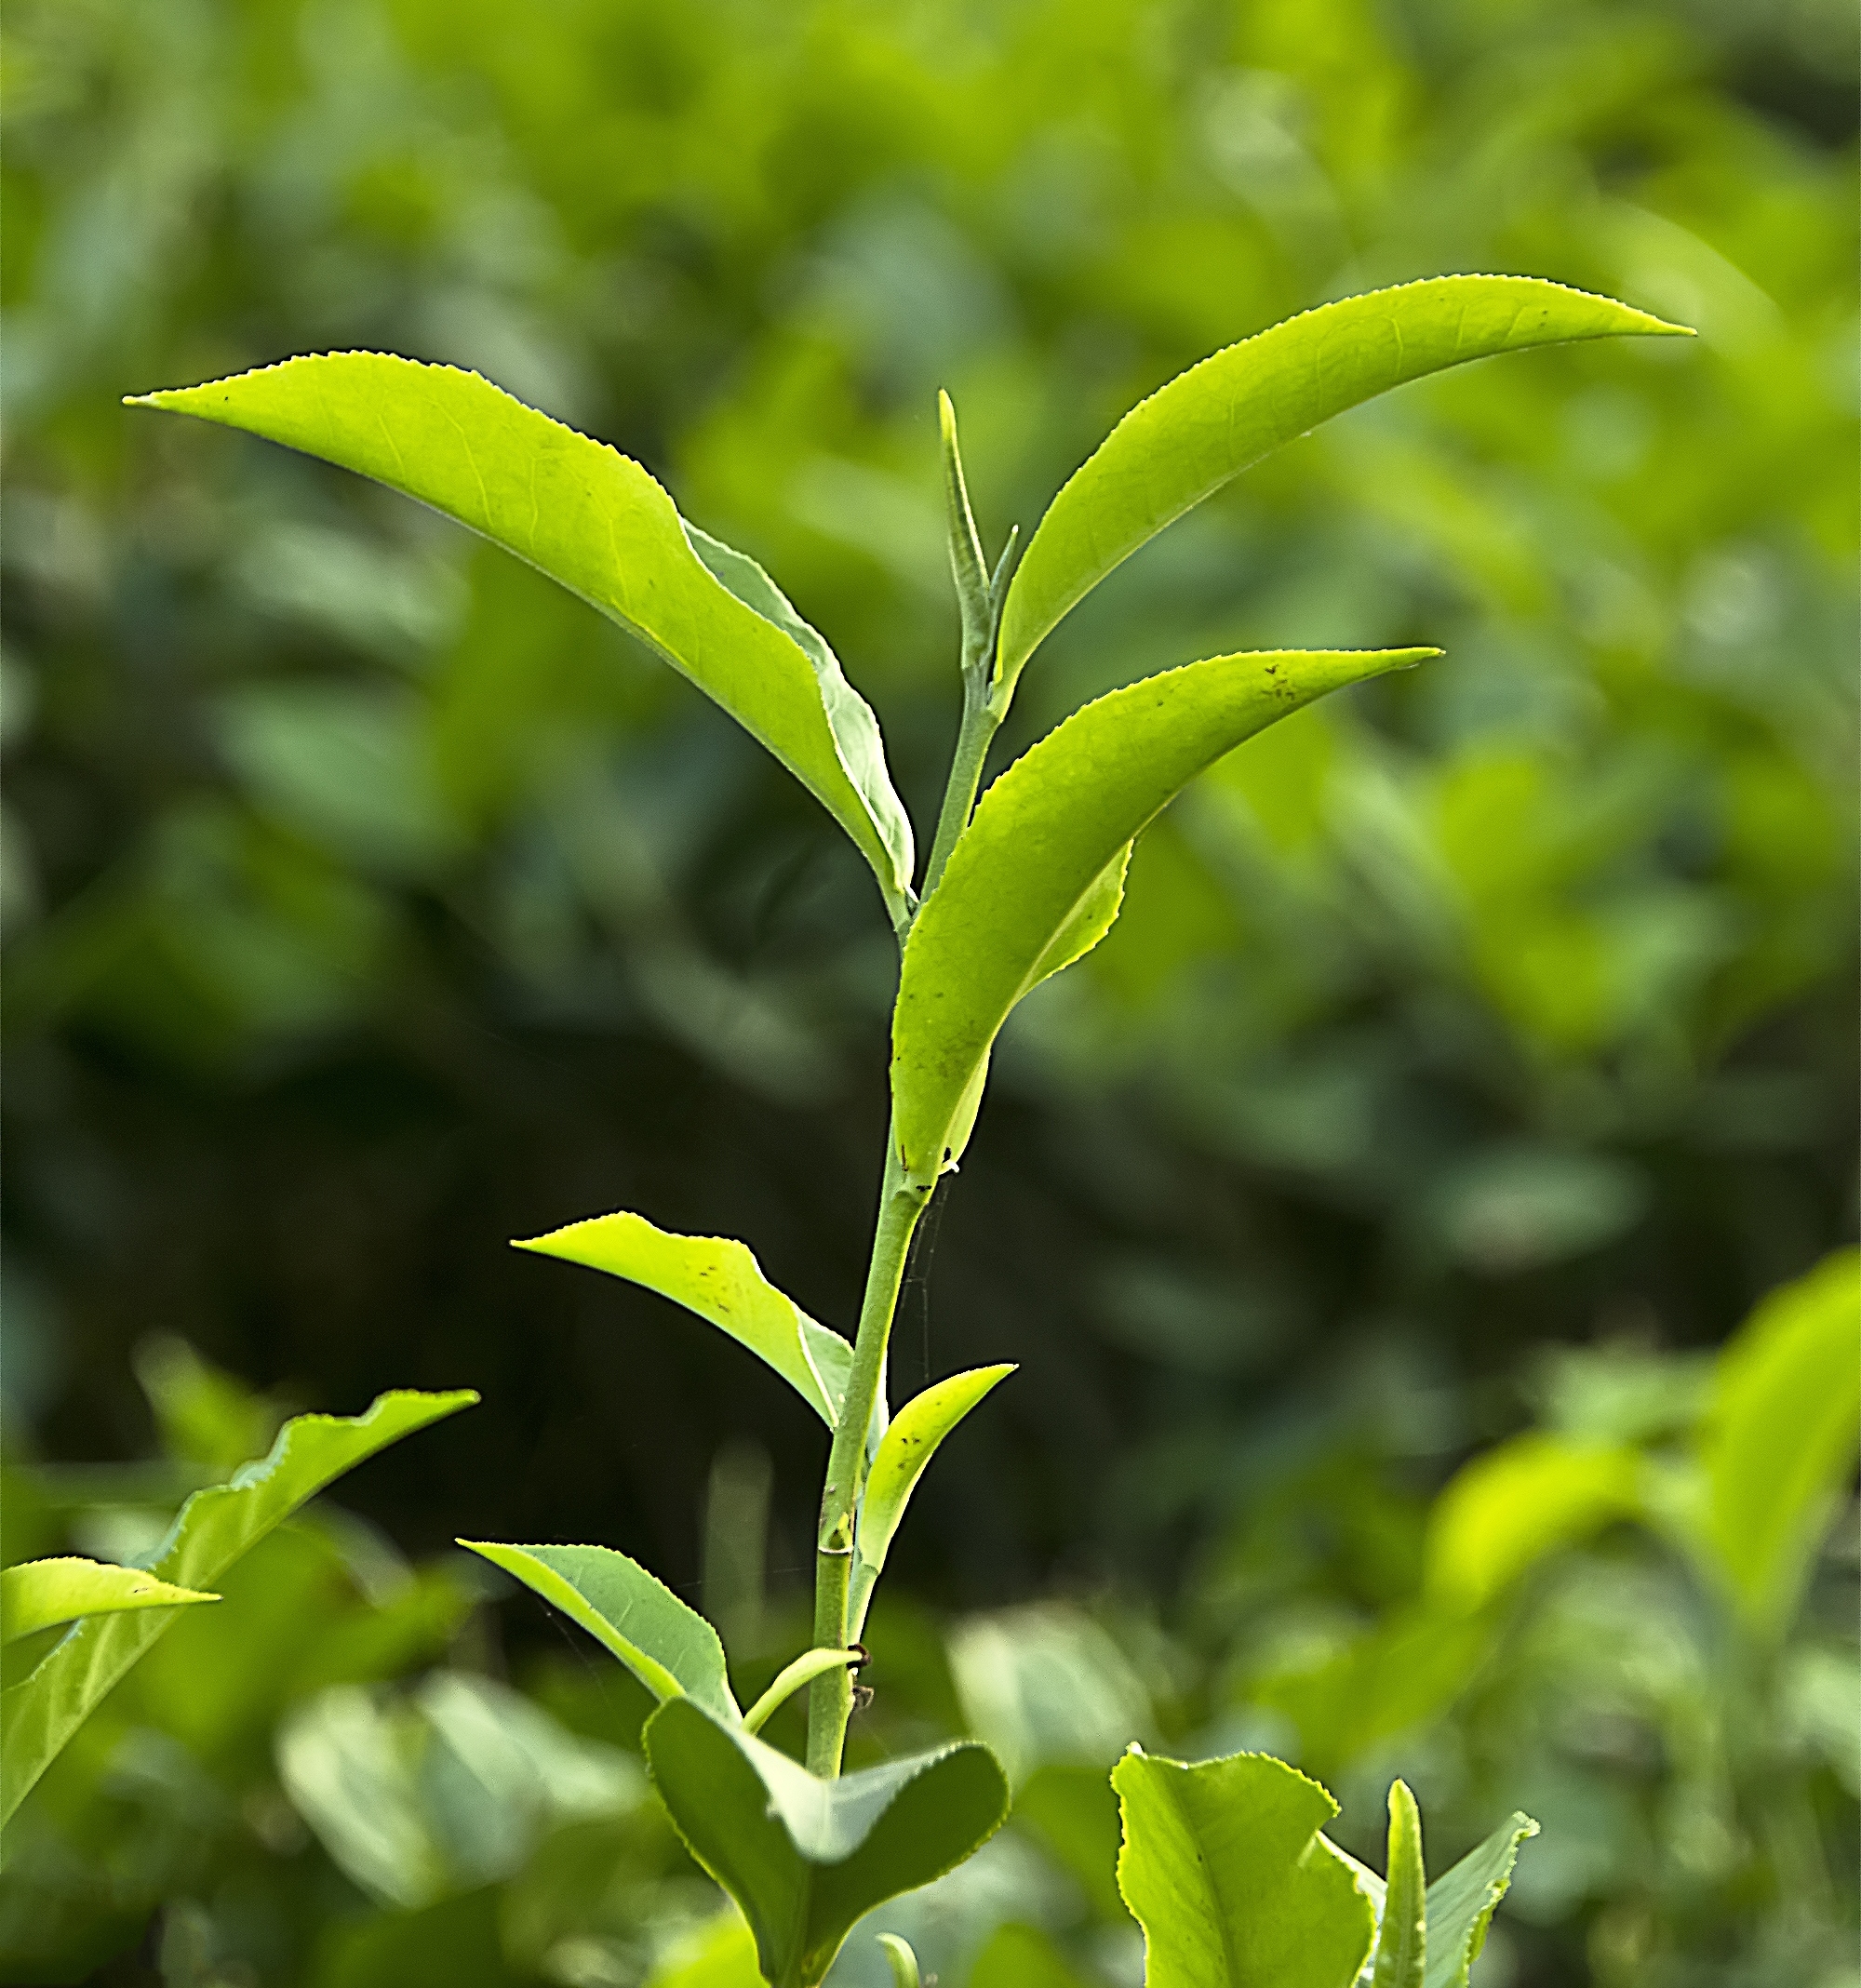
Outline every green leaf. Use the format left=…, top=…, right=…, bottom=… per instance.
left=644, top=1698, right=1009, bottom=1988
left=127, top=354, right=915, bottom=922
left=0, top=1387, right=475, bottom=1826
left=891, top=649, right=1433, bottom=1186
left=1113, top=1747, right=1377, bottom=1988
left=1697, top=1247, right=1861, bottom=1634
left=1372, top=1781, right=1426, bottom=1988
left=994, top=276, right=1690, bottom=693
left=0, top=1558, right=219, bottom=1644
left=970, top=1923, right=1091, bottom=1988
left=850, top=1365, right=1015, bottom=1636
left=516, top=1211, right=851, bottom=1431
left=458, top=1541, right=740, bottom=1725
left=643, top=1914, right=763, bottom=1988
left=1421, top=1812, right=1538, bottom=1988
left=1424, top=1434, right=1644, bottom=1612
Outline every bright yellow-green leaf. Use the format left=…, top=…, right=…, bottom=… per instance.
left=0, top=1388, right=475, bottom=1826
left=516, top=1210, right=850, bottom=1430
left=1425, top=1434, right=1644, bottom=1612
left=995, top=276, right=1690, bottom=693
left=0, top=1558, right=218, bottom=1645
left=1113, top=1745, right=1377, bottom=1988
left=1372, top=1781, right=1426, bottom=1988
left=891, top=649, right=1433, bottom=1187
left=849, top=1365, right=1015, bottom=1636
left=1698, top=1247, right=1861, bottom=1634
left=127, top=355, right=915, bottom=922
left=458, top=1541, right=740, bottom=1725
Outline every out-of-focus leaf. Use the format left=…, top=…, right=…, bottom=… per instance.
left=1113, top=1746, right=1377, bottom=1988
left=850, top=1366, right=1015, bottom=1635
left=1425, top=1434, right=1644, bottom=1612
left=1696, top=1248, right=1861, bottom=1634
left=0, top=1388, right=475, bottom=1825
left=515, top=1211, right=850, bottom=1431
left=642, top=1913, right=763, bottom=1988
left=1012, top=1763, right=1127, bottom=1922
left=1421, top=1812, right=1538, bottom=1988
left=128, top=356, right=915, bottom=921
left=643, top=1697, right=1008, bottom=1988
left=1371, top=1781, right=1426, bottom=1988
left=876, top=1931, right=922, bottom=1988
left=133, top=1334, right=285, bottom=1474
left=995, top=277, right=1688, bottom=692
left=892, top=649, right=1433, bottom=1186
left=0, top=1559, right=217, bottom=1645
left=970, top=1921, right=1091, bottom=1988
left=457, top=1541, right=740, bottom=1725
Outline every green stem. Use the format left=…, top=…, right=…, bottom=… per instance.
left=805, top=1129, right=930, bottom=1775
left=919, top=676, right=1001, bottom=902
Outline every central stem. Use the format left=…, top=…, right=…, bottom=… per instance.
left=919, top=674, right=1002, bottom=903
left=805, top=1126, right=930, bottom=1775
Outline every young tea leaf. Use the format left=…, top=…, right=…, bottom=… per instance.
left=0, top=1558, right=219, bottom=1645
left=1421, top=1813, right=1538, bottom=1988
left=891, top=649, right=1433, bottom=1187
left=458, top=1541, right=741, bottom=1725
left=644, top=1698, right=1009, bottom=1988
left=971, top=1923, right=1091, bottom=1988
left=1113, top=1746, right=1378, bottom=1988
left=516, top=1211, right=851, bottom=1431
left=127, top=355, right=916, bottom=923
left=1372, top=1781, right=1426, bottom=1988
left=877, top=1933, right=922, bottom=1988
left=995, top=276, right=1690, bottom=693
left=0, top=1388, right=475, bottom=1825
left=850, top=1365, right=1015, bottom=1636
left=1697, top=1247, right=1861, bottom=1635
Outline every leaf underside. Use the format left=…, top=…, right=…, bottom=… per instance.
left=1422, top=1812, right=1539, bottom=1988
left=0, top=1388, right=476, bottom=1826
left=891, top=648, right=1433, bottom=1186
left=128, top=354, right=914, bottom=918
left=996, top=275, right=1690, bottom=690
left=645, top=1699, right=1009, bottom=1988
left=517, top=1210, right=851, bottom=1431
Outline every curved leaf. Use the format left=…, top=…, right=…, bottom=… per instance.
left=877, top=1934, right=923, bottom=1988
left=1698, top=1247, right=1861, bottom=1634
left=0, top=1558, right=219, bottom=1645
left=459, top=1541, right=739, bottom=1725
left=128, top=354, right=915, bottom=920
left=1113, top=1746, right=1376, bottom=1988
left=995, top=276, right=1689, bottom=691
left=0, top=1387, right=475, bottom=1825
left=517, top=1211, right=850, bottom=1430
left=645, top=1697, right=1008, bottom=1988
left=891, top=649, right=1433, bottom=1186
left=1422, top=1812, right=1538, bottom=1988
left=1372, top=1781, right=1426, bottom=1988
left=743, top=1647, right=863, bottom=1735
left=850, top=1366, right=1015, bottom=1636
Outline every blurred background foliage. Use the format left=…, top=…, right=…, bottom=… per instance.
left=0, top=0, right=1854, bottom=1982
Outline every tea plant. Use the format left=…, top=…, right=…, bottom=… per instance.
left=9, top=274, right=1691, bottom=1983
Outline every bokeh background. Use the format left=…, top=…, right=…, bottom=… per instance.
left=2, top=0, right=1855, bottom=1983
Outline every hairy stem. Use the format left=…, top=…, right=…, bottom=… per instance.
left=806, top=1130, right=930, bottom=1774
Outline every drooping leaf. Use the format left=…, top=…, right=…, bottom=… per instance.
left=0, top=1558, right=219, bottom=1645
left=1696, top=1247, right=1861, bottom=1634
left=1424, top=1434, right=1644, bottom=1612
left=1372, top=1781, right=1426, bottom=1988
left=459, top=1541, right=740, bottom=1725
left=644, top=1698, right=1008, bottom=1988
left=1113, top=1746, right=1377, bottom=1988
left=891, top=649, right=1433, bottom=1186
left=876, top=1932, right=922, bottom=1988
left=516, top=1211, right=850, bottom=1431
left=849, top=1366, right=1015, bottom=1636
left=0, top=1387, right=475, bottom=1825
left=1421, top=1812, right=1538, bottom=1988
left=127, top=355, right=915, bottom=921
left=994, top=276, right=1689, bottom=693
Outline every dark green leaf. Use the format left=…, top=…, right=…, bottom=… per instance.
left=644, top=1698, right=1008, bottom=1988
